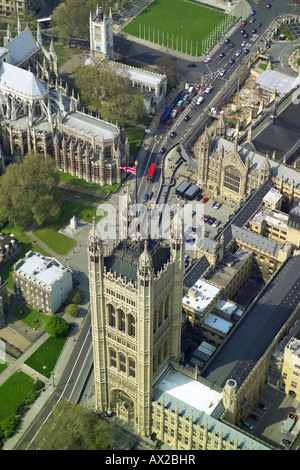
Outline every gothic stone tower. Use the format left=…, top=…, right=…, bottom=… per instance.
left=89, top=6, right=114, bottom=60
left=88, top=220, right=184, bottom=437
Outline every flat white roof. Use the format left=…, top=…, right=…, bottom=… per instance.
left=215, top=299, right=238, bottom=316
left=204, top=312, right=233, bottom=334
left=182, top=279, right=220, bottom=313
left=14, top=252, right=69, bottom=290
left=263, top=188, right=282, bottom=205
left=156, top=369, right=222, bottom=416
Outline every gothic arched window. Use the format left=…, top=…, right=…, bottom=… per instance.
left=223, top=165, right=241, bottom=193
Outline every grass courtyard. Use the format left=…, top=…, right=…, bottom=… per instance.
left=123, top=0, right=230, bottom=56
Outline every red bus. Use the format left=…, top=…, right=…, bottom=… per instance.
left=147, top=163, right=156, bottom=183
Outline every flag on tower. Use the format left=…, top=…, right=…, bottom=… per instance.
left=119, top=166, right=136, bottom=175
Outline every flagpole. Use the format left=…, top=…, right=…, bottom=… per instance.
left=135, top=160, right=138, bottom=217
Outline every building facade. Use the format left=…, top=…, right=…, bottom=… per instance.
left=13, top=251, right=73, bottom=314
left=88, top=218, right=184, bottom=437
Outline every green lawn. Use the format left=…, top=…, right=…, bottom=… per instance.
left=123, top=0, right=230, bottom=56
left=0, top=224, right=51, bottom=290
left=14, top=304, right=45, bottom=330
left=58, top=171, right=122, bottom=194
left=124, top=124, right=145, bottom=158
left=24, top=335, right=68, bottom=379
left=34, top=200, right=105, bottom=255
left=0, top=371, right=34, bottom=424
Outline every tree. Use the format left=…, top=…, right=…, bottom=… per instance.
left=75, top=59, right=144, bottom=125
left=68, top=288, right=84, bottom=304
left=35, top=399, right=114, bottom=450
left=44, top=315, right=70, bottom=338
left=51, top=0, right=126, bottom=45
left=65, top=304, right=80, bottom=317
left=156, top=56, right=181, bottom=88
left=0, top=152, right=60, bottom=229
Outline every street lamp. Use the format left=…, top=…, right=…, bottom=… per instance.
left=135, top=160, right=138, bottom=217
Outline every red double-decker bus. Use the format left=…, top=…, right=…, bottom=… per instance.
left=147, top=163, right=156, bottom=183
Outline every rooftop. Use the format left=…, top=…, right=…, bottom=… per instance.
left=182, top=279, right=221, bottom=314
left=14, top=252, right=71, bottom=290
left=203, top=254, right=300, bottom=388
left=62, top=111, right=119, bottom=143
left=0, top=62, right=48, bottom=99
left=4, top=26, right=40, bottom=67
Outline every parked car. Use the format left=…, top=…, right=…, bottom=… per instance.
left=197, top=96, right=204, bottom=104
left=241, top=40, right=247, bottom=47
left=204, top=57, right=212, bottom=63
left=229, top=59, right=235, bottom=65
left=244, top=48, right=250, bottom=54
left=170, top=131, right=177, bottom=139
left=229, top=42, right=235, bottom=48
left=214, top=202, right=222, bottom=209
left=160, top=147, right=166, bottom=154
left=178, top=105, right=184, bottom=112
left=204, top=215, right=210, bottom=223
left=202, top=197, right=209, bottom=203
left=177, top=100, right=184, bottom=106
left=166, top=119, right=172, bottom=126
left=243, top=32, right=249, bottom=38
left=208, top=217, right=215, bottom=225
left=251, top=9, right=256, bottom=15
left=219, top=69, right=226, bottom=77
left=143, top=194, right=149, bottom=202
left=240, top=29, right=245, bottom=35
left=235, top=49, right=242, bottom=56
left=266, top=3, right=271, bottom=8
left=184, top=115, right=190, bottom=122
left=205, top=86, right=213, bottom=93
left=256, top=403, right=267, bottom=411
left=187, top=62, right=196, bottom=67
left=219, top=52, right=225, bottom=58
left=224, top=38, right=230, bottom=43
left=251, top=28, right=257, bottom=34
left=241, top=21, right=247, bottom=27
left=212, top=219, right=220, bottom=228
left=249, top=18, right=255, bottom=23
left=257, top=22, right=262, bottom=27
left=248, top=413, right=259, bottom=421
left=243, top=421, right=254, bottom=430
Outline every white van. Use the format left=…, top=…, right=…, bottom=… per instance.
left=188, top=86, right=194, bottom=93
left=197, top=96, right=204, bottom=105
left=185, top=83, right=190, bottom=90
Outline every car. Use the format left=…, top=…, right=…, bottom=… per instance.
left=160, top=147, right=166, bottom=154
left=219, top=52, right=225, bottom=58
left=219, top=69, right=226, bottom=77
left=170, top=109, right=178, bottom=118
left=241, top=21, right=247, bottom=27
left=166, top=119, right=172, bottom=126
left=266, top=3, right=271, bottom=8
left=244, top=48, right=250, bottom=54
left=214, top=202, right=221, bottom=209
left=177, top=100, right=184, bottom=106
left=197, top=96, right=204, bottom=104
left=251, top=28, right=257, bottom=34
left=248, top=413, right=259, bottom=421
left=243, top=33, right=249, bottom=38
left=224, top=38, right=230, bottom=44
left=243, top=421, right=254, bottom=430
left=240, top=29, right=245, bottom=35
left=183, top=94, right=189, bottom=101
left=251, top=9, right=256, bottom=15
left=205, top=86, right=213, bottom=93
left=187, top=62, right=196, bottom=67
left=257, top=22, right=262, bottom=27
left=184, top=115, right=190, bottom=122
left=190, top=211, right=196, bottom=217
left=204, top=57, right=212, bottom=63
left=143, top=194, right=149, bottom=202
left=229, top=42, right=235, bottom=48
left=195, top=84, right=201, bottom=91
left=235, top=49, right=242, bottom=56
left=229, top=58, right=235, bottom=65
left=202, top=197, right=209, bottom=203
left=256, top=403, right=267, bottom=411
left=249, top=18, right=255, bottom=23
left=170, top=131, right=177, bottom=139
left=204, top=215, right=210, bottom=223
left=241, top=40, right=247, bottom=47
left=178, top=105, right=184, bottom=112
left=212, top=220, right=220, bottom=228
left=208, top=217, right=215, bottom=225
left=282, top=439, right=291, bottom=447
